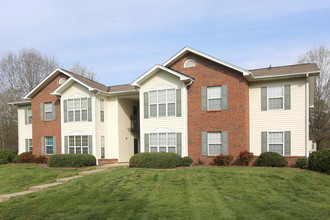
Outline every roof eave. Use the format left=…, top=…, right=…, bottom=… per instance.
left=249, top=71, right=320, bottom=81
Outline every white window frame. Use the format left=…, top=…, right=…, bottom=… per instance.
left=149, top=89, right=176, bottom=118
left=100, top=99, right=104, bottom=122
left=149, top=132, right=176, bottom=153
left=28, top=138, right=32, bottom=152
left=267, top=85, right=284, bottom=110
left=184, top=59, right=196, bottom=68
left=67, top=98, right=88, bottom=122
left=207, top=86, right=222, bottom=111
left=44, top=103, right=53, bottom=121
left=45, top=137, right=54, bottom=155
left=27, top=107, right=32, bottom=124
left=267, top=131, right=284, bottom=155
left=68, top=135, right=89, bottom=154
left=207, top=132, right=222, bottom=156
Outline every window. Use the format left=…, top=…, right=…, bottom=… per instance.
left=184, top=59, right=196, bottom=68
left=149, top=89, right=176, bottom=117
left=208, top=86, right=221, bottom=110
left=27, top=107, right=32, bottom=124
left=101, top=136, right=105, bottom=158
left=268, top=85, right=284, bottom=110
left=100, top=99, right=104, bottom=122
left=208, top=132, right=222, bottom=156
left=67, top=98, right=88, bottom=122
left=69, top=135, right=89, bottom=154
left=44, top=103, right=53, bottom=120
left=268, top=132, right=284, bottom=155
left=59, top=77, right=67, bottom=85
left=45, top=137, right=54, bottom=154
left=28, top=139, right=32, bottom=152
left=149, top=132, right=176, bottom=153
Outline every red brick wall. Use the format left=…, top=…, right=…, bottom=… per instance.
left=169, top=52, right=250, bottom=164
left=32, top=74, right=64, bottom=156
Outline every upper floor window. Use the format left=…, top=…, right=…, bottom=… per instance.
left=208, top=132, right=222, bottom=156
left=150, top=132, right=176, bottom=153
left=44, top=103, right=53, bottom=121
left=208, top=86, right=222, bottom=110
left=67, top=98, right=88, bottom=122
left=149, top=89, right=175, bottom=117
left=100, top=99, right=104, bottom=122
left=25, top=107, right=32, bottom=124
left=69, top=135, right=89, bottom=154
left=184, top=59, right=196, bottom=68
left=268, top=85, right=283, bottom=110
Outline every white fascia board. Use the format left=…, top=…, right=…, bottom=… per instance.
left=252, top=71, right=320, bottom=80
left=163, top=46, right=251, bottom=76
left=131, top=64, right=193, bottom=87
left=50, top=77, right=95, bottom=96
left=8, top=100, right=31, bottom=106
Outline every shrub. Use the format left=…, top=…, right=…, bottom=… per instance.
left=256, top=152, right=288, bottom=167
left=239, top=150, right=254, bottom=166
left=18, top=152, right=36, bottom=163
left=295, top=157, right=308, bottom=169
left=47, top=154, right=96, bottom=167
left=129, top=152, right=182, bottom=169
left=0, top=149, right=17, bottom=165
left=12, top=155, right=22, bottom=163
left=34, top=155, right=48, bottom=164
left=308, top=149, right=330, bottom=174
left=213, top=154, right=234, bottom=166
left=181, top=157, right=193, bottom=166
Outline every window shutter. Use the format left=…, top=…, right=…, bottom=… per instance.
left=25, top=139, right=28, bottom=152
left=88, top=135, right=93, bottom=154
left=88, top=98, right=92, bottom=122
left=261, top=132, right=267, bottom=153
left=40, top=103, right=44, bottom=121
left=285, top=131, right=291, bottom=156
left=144, top=134, right=149, bottom=152
left=201, top=132, right=207, bottom=156
left=201, top=87, right=207, bottom=111
left=144, top=92, right=149, bottom=119
left=25, top=108, right=28, bottom=125
left=177, top=133, right=182, bottom=156
left=52, top=102, right=56, bottom=120
left=261, top=87, right=267, bottom=111
left=284, top=85, right=291, bottom=110
left=64, top=136, right=68, bottom=154
left=176, top=89, right=182, bottom=117
left=64, top=100, right=67, bottom=123
left=53, top=136, right=57, bottom=154
left=41, top=136, right=45, bottom=155
left=221, top=85, right=228, bottom=110
left=222, top=131, right=228, bottom=155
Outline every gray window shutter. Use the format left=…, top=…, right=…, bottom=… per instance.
left=64, top=136, right=68, bottom=154
left=176, top=133, right=182, bottom=156
left=176, top=89, right=181, bottom=117
left=40, top=103, right=44, bottom=121
left=88, top=135, right=93, bottom=154
left=221, top=85, right=228, bottom=110
left=144, top=134, right=149, bottom=152
left=144, top=92, right=149, bottom=119
left=201, top=132, right=207, bottom=156
left=222, top=131, right=228, bottom=155
left=25, top=139, right=28, bottom=152
left=261, top=87, right=267, bottom=111
left=52, top=102, right=56, bottom=120
left=285, top=131, right=291, bottom=156
left=41, top=136, right=45, bottom=155
left=201, top=87, right=207, bottom=111
left=64, top=100, right=67, bottom=123
left=88, top=98, right=92, bottom=122
left=284, top=85, right=291, bottom=110
left=53, top=136, right=57, bottom=154
left=261, top=132, right=267, bottom=153
left=25, top=108, right=28, bottom=125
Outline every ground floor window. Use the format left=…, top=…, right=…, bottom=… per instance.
left=69, top=135, right=89, bottom=154
left=45, top=137, right=54, bottom=154
left=101, top=136, right=105, bottom=158
left=28, top=139, right=32, bottom=152
left=208, top=132, right=222, bottom=156
left=150, top=132, right=176, bottom=153
left=268, top=132, right=284, bottom=155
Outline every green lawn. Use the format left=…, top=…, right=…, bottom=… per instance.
left=0, top=164, right=94, bottom=194
left=0, top=166, right=329, bottom=220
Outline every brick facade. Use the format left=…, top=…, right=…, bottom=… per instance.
left=32, top=74, right=64, bottom=156
left=169, top=52, right=250, bottom=164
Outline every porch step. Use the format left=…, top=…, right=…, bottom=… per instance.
left=30, top=182, right=62, bottom=192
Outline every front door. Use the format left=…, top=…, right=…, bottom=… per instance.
left=134, top=139, right=139, bottom=154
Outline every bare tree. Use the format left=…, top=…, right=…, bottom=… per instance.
left=70, top=61, right=97, bottom=81
left=298, top=44, right=330, bottom=150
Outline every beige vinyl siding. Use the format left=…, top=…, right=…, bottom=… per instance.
left=17, top=106, right=32, bottom=154
left=140, top=70, right=187, bottom=156
left=107, top=96, right=119, bottom=159
left=250, top=78, right=306, bottom=156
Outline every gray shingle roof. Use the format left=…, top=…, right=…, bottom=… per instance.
left=249, top=63, right=319, bottom=77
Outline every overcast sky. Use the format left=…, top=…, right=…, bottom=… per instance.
left=1, top=0, right=330, bottom=85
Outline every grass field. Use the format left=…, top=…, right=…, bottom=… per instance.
left=0, top=166, right=329, bottom=220
left=0, top=164, right=94, bottom=194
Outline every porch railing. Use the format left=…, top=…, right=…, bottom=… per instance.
left=130, top=115, right=140, bottom=133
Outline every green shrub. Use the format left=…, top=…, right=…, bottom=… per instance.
left=181, top=157, right=193, bottom=166
left=12, top=155, right=22, bottom=163
left=47, top=154, right=96, bottom=167
left=256, top=152, right=288, bottom=167
left=0, top=149, right=17, bottom=165
left=129, top=152, right=182, bottom=169
left=295, top=157, right=308, bottom=169
left=213, top=154, right=234, bottom=166
left=308, top=149, right=330, bottom=174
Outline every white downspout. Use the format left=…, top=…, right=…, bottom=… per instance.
left=305, top=74, right=309, bottom=157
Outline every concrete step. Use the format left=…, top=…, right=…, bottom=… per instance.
left=0, top=190, right=33, bottom=202
left=57, top=175, right=82, bottom=183
left=30, top=182, right=62, bottom=192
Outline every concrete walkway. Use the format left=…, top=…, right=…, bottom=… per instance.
left=0, top=163, right=128, bottom=203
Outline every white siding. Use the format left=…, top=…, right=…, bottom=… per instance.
left=250, top=78, right=307, bottom=156
left=107, top=96, right=119, bottom=159
left=17, top=106, right=32, bottom=154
